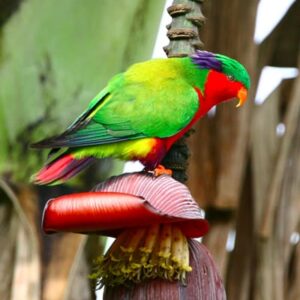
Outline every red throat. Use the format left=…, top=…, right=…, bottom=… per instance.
left=163, top=70, right=243, bottom=151
left=204, top=70, right=243, bottom=108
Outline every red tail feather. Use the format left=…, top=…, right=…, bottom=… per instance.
left=32, top=154, right=95, bottom=185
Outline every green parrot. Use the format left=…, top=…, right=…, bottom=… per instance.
left=31, top=50, right=250, bottom=185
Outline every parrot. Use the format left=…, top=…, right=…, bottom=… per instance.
left=31, top=50, right=250, bottom=185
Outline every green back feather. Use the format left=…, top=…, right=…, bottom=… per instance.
left=94, top=58, right=201, bottom=137
left=33, top=58, right=207, bottom=149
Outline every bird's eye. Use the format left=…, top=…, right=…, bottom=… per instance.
left=227, top=75, right=234, bottom=81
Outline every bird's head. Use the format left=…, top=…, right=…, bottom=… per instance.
left=191, top=50, right=250, bottom=108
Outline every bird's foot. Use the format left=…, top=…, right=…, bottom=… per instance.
left=153, top=164, right=173, bottom=177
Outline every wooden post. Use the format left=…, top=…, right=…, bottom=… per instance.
left=162, top=0, right=205, bottom=183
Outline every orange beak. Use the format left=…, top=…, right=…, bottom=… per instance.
left=236, top=87, right=248, bottom=107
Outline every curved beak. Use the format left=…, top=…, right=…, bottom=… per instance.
left=236, top=87, right=248, bottom=107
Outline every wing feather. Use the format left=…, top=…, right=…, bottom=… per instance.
left=32, top=59, right=199, bottom=149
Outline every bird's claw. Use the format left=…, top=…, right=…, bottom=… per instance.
left=153, top=165, right=173, bottom=177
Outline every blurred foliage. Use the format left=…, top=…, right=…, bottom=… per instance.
left=0, top=1, right=165, bottom=299
left=0, top=0, right=164, bottom=183
left=0, top=0, right=22, bottom=27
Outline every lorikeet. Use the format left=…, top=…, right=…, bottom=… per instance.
left=31, top=50, right=250, bottom=185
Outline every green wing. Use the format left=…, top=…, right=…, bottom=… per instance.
left=95, top=81, right=198, bottom=136
left=32, top=59, right=199, bottom=149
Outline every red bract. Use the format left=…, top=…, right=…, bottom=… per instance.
left=43, top=173, right=209, bottom=238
